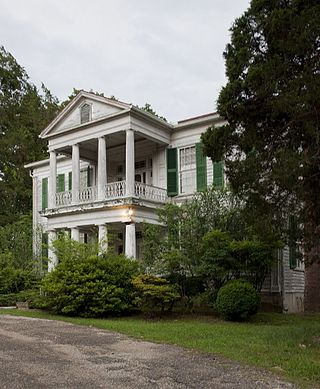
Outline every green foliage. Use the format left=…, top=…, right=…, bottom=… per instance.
left=215, top=280, right=261, bottom=321
left=53, top=234, right=99, bottom=263
left=0, top=214, right=33, bottom=269
left=201, top=1, right=320, bottom=264
left=41, top=239, right=139, bottom=317
left=0, top=215, right=40, bottom=295
left=142, top=188, right=246, bottom=274
left=59, top=88, right=107, bottom=109
left=132, top=274, right=180, bottom=316
left=199, top=230, right=235, bottom=293
left=200, top=230, right=277, bottom=294
left=138, top=103, right=167, bottom=122
left=0, top=253, right=38, bottom=294
left=0, top=289, right=44, bottom=308
left=229, top=239, right=277, bottom=291
left=141, top=188, right=277, bottom=302
left=0, top=46, right=59, bottom=224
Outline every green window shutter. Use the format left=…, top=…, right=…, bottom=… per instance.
left=196, top=142, right=207, bottom=191
left=213, top=161, right=224, bottom=188
left=289, top=215, right=297, bottom=269
left=56, top=174, right=65, bottom=193
left=68, top=172, right=72, bottom=190
left=42, top=177, right=48, bottom=210
left=167, top=148, right=178, bottom=196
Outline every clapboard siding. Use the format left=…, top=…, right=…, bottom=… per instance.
left=283, top=247, right=305, bottom=293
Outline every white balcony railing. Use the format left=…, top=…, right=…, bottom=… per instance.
left=134, top=182, right=167, bottom=202
left=53, top=180, right=167, bottom=208
left=55, top=190, right=72, bottom=207
left=79, top=186, right=97, bottom=203
left=104, top=180, right=126, bottom=198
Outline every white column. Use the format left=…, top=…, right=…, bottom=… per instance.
left=98, top=136, right=107, bottom=200
left=49, top=151, right=57, bottom=208
left=126, top=129, right=135, bottom=197
left=98, top=224, right=108, bottom=254
left=125, top=222, right=136, bottom=259
left=48, top=229, right=58, bottom=272
left=72, top=144, right=80, bottom=204
left=32, top=175, right=42, bottom=260
left=71, top=227, right=80, bottom=241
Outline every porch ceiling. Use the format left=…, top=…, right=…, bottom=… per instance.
left=57, top=132, right=146, bottom=163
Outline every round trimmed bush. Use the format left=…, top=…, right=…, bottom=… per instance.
left=215, top=280, right=260, bottom=321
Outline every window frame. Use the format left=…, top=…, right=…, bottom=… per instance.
left=79, top=102, right=92, bottom=124
left=178, top=145, right=197, bottom=195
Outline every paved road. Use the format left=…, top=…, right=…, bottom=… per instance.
left=0, top=315, right=298, bottom=389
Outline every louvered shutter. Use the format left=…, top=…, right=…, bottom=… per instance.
left=42, top=178, right=48, bottom=210
left=167, top=148, right=178, bottom=196
left=80, top=104, right=90, bottom=123
left=213, top=161, right=224, bottom=188
left=196, top=143, right=207, bottom=191
left=57, top=174, right=65, bottom=193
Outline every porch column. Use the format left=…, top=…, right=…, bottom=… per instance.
left=72, top=144, right=80, bottom=204
left=98, top=136, right=107, bottom=201
left=48, top=229, right=57, bottom=272
left=98, top=224, right=108, bottom=254
left=126, top=129, right=135, bottom=197
left=49, top=150, right=57, bottom=208
left=71, top=227, right=80, bottom=241
left=125, top=222, right=136, bottom=259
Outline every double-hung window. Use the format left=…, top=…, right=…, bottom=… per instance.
left=179, top=146, right=196, bottom=194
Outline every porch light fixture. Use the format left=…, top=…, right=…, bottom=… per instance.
left=123, top=207, right=134, bottom=220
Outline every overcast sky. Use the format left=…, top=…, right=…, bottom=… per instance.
left=1, top=0, right=250, bottom=122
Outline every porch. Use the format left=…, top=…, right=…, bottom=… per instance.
left=45, top=128, right=168, bottom=212
left=54, top=180, right=167, bottom=208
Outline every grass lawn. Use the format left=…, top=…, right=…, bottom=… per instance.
left=1, top=309, right=319, bottom=388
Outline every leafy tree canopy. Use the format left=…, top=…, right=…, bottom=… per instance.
left=201, top=1, right=320, bottom=263
left=138, top=103, right=167, bottom=122
left=0, top=46, right=59, bottom=225
left=59, top=88, right=109, bottom=109
left=141, top=187, right=279, bottom=300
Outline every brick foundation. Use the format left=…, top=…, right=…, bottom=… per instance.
left=304, top=261, right=320, bottom=312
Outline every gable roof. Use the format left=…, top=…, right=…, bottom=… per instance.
left=40, top=91, right=131, bottom=139
left=40, top=90, right=173, bottom=139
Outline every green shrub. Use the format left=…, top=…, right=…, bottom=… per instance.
left=132, top=274, right=180, bottom=317
left=0, top=289, right=45, bottom=308
left=0, top=252, right=39, bottom=294
left=41, top=251, right=139, bottom=317
left=215, top=280, right=260, bottom=321
left=0, top=293, right=18, bottom=306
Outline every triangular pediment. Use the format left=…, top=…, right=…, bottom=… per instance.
left=40, top=91, right=130, bottom=138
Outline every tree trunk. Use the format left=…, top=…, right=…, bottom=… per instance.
left=304, top=261, right=320, bottom=312
left=304, top=212, right=320, bottom=312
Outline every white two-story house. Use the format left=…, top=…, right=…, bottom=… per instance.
left=25, top=91, right=304, bottom=312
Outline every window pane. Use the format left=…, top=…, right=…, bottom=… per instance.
left=179, top=146, right=196, bottom=194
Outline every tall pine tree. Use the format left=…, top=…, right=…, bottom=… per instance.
left=201, top=0, right=320, bottom=310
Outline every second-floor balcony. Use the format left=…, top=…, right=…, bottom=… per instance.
left=52, top=180, right=167, bottom=210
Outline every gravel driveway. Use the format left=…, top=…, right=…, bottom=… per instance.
left=0, top=315, right=299, bottom=389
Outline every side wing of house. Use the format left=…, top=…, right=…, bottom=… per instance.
left=169, top=113, right=226, bottom=200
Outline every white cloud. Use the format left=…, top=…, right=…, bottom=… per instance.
left=0, top=0, right=250, bottom=121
